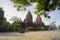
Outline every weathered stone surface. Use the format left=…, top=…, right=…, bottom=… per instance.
left=26, top=11, right=33, bottom=23
left=34, top=16, right=42, bottom=25
left=24, top=11, right=33, bottom=26
left=19, top=11, right=45, bottom=31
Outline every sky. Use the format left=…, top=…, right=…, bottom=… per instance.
left=0, top=0, right=60, bottom=26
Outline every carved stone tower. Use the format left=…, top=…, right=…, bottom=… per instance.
left=34, top=16, right=42, bottom=27
left=24, top=11, right=33, bottom=26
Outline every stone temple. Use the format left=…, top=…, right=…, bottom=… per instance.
left=34, top=15, right=42, bottom=27
left=20, top=11, right=45, bottom=31
left=24, top=11, right=33, bottom=26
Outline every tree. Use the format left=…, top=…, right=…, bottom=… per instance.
left=58, top=25, right=60, bottom=29
left=10, top=16, right=22, bottom=32
left=49, top=21, right=57, bottom=30
left=0, top=7, right=4, bottom=25
left=0, top=18, right=8, bottom=32
left=10, top=16, right=22, bottom=23
left=11, top=0, right=60, bottom=18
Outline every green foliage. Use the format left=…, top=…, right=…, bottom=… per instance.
left=11, top=0, right=60, bottom=18
left=47, top=21, right=57, bottom=30
left=26, top=26, right=33, bottom=30
left=10, top=16, right=22, bottom=23
left=0, top=17, right=9, bottom=32
left=0, top=16, right=21, bottom=32
left=8, top=23, right=20, bottom=32
left=11, top=0, right=31, bottom=11
left=11, top=0, right=60, bottom=11
left=0, top=7, right=4, bottom=25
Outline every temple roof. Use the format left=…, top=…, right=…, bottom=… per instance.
left=34, top=16, right=42, bottom=24
left=26, top=11, right=32, bottom=20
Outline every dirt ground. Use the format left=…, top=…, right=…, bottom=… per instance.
left=0, top=30, right=60, bottom=40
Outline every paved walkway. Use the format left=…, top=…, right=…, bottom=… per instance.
left=0, top=30, right=60, bottom=40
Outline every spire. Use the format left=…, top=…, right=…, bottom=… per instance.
left=24, top=11, right=33, bottom=23
left=26, top=11, right=32, bottom=20
left=34, top=16, right=42, bottom=24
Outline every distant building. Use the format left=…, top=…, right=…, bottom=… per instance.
left=19, top=11, right=46, bottom=31
left=34, top=16, right=42, bottom=27
left=24, top=11, right=33, bottom=26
